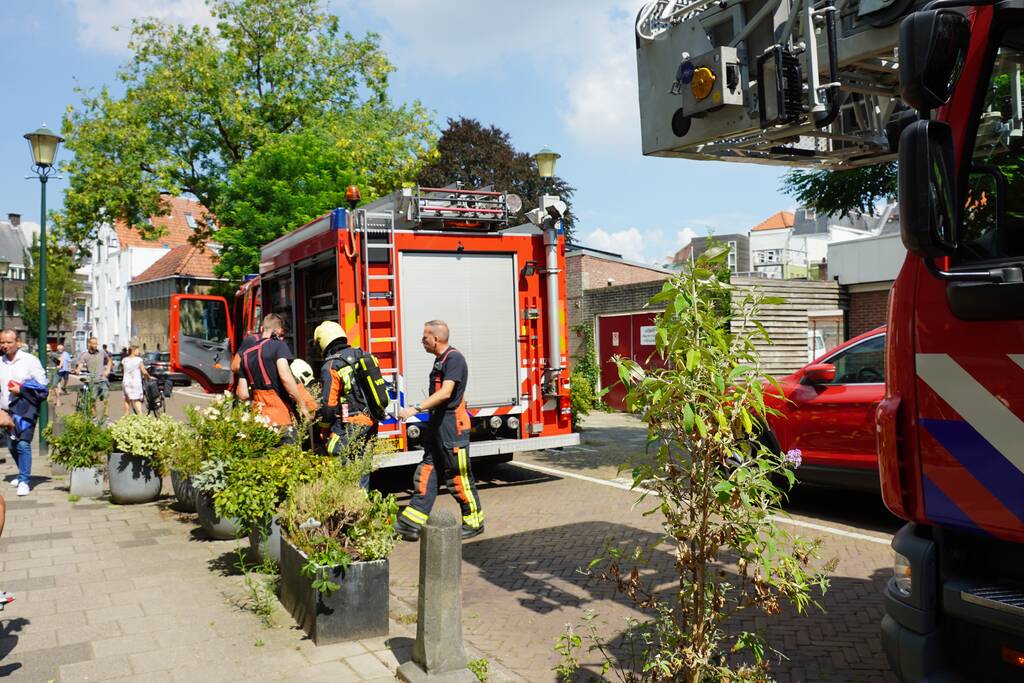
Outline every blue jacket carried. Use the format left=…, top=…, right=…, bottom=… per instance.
left=9, top=379, right=50, bottom=441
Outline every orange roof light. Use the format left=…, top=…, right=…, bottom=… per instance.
left=345, top=185, right=361, bottom=209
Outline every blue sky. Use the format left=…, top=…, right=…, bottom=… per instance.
left=0, top=0, right=791, bottom=265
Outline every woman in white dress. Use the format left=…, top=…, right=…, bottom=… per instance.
left=121, top=346, right=151, bottom=415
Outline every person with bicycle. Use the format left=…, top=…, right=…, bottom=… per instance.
left=75, top=337, right=112, bottom=421
left=0, top=330, right=47, bottom=496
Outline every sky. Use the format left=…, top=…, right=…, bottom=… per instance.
left=0, top=0, right=792, bottom=266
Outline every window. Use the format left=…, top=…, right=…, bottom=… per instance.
left=824, top=334, right=885, bottom=384
left=179, top=298, right=229, bottom=343
left=727, top=240, right=738, bottom=273
left=960, top=42, right=1024, bottom=263
left=184, top=212, right=197, bottom=229
left=76, top=302, right=87, bottom=323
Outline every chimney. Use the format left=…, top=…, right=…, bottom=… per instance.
left=7, top=213, right=20, bottom=227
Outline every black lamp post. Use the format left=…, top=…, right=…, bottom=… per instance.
left=24, top=124, right=63, bottom=454
left=0, top=257, right=11, bottom=331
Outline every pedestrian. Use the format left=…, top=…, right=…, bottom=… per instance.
left=0, top=330, right=47, bottom=496
left=121, top=346, right=152, bottom=415
left=235, top=314, right=311, bottom=430
left=75, top=337, right=112, bottom=420
left=312, top=321, right=381, bottom=486
left=54, top=343, right=71, bottom=408
left=395, top=320, right=483, bottom=541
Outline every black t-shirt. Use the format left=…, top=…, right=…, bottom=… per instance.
left=241, top=336, right=292, bottom=391
left=429, top=347, right=467, bottom=413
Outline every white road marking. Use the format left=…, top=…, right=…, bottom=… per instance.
left=514, top=460, right=893, bottom=546
left=177, top=390, right=217, bottom=401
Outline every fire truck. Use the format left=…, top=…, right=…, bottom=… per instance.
left=168, top=185, right=580, bottom=467
left=637, top=0, right=1024, bottom=679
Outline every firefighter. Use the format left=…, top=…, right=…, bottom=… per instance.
left=395, top=320, right=484, bottom=541
left=236, top=313, right=311, bottom=431
left=312, top=321, right=379, bottom=484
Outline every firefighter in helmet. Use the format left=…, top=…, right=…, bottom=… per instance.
left=312, top=321, right=379, bottom=481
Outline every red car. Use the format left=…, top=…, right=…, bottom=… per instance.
left=762, top=326, right=885, bottom=492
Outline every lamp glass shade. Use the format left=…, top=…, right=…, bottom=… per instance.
left=24, top=125, right=64, bottom=167
left=533, top=146, right=561, bottom=178
left=0, top=259, right=11, bottom=278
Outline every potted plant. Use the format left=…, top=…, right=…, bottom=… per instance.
left=108, top=414, right=176, bottom=504
left=162, top=412, right=202, bottom=512
left=279, top=455, right=398, bottom=644
left=189, top=396, right=282, bottom=540
left=45, top=414, right=112, bottom=498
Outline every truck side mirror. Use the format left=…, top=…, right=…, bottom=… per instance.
left=899, top=10, right=970, bottom=111
left=899, top=119, right=958, bottom=256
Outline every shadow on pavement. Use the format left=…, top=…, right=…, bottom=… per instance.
left=0, top=616, right=28, bottom=676
left=782, top=484, right=902, bottom=536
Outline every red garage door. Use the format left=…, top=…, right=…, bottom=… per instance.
left=597, top=312, right=659, bottom=411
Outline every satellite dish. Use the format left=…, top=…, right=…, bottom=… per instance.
left=505, top=193, right=523, bottom=214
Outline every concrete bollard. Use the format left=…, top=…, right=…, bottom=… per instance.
left=397, top=509, right=477, bottom=683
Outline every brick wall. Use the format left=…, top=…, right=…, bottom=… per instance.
left=848, top=287, right=890, bottom=338
left=566, top=253, right=669, bottom=364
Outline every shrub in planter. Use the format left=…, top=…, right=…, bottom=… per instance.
left=158, top=417, right=199, bottom=511
left=45, top=414, right=112, bottom=498
left=108, top=414, right=176, bottom=504
left=279, top=459, right=398, bottom=644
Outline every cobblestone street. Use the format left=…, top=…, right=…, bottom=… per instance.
left=0, top=390, right=903, bottom=681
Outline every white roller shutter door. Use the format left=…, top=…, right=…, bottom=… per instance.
left=399, top=252, right=519, bottom=407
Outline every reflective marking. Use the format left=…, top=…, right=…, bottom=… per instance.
left=514, top=460, right=892, bottom=545
left=916, top=354, right=1024, bottom=476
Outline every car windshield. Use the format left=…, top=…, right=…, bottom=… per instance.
left=144, top=352, right=162, bottom=362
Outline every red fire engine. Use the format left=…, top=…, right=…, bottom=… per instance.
left=877, top=4, right=1024, bottom=680
left=168, top=185, right=580, bottom=466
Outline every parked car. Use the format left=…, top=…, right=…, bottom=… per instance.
left=108, top=353, right=123, bottom=382
left=762, top=326, right=885, bottom=492
left=143, top=351, right=191, bottom=387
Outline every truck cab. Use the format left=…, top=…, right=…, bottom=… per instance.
left=880, top=4, right=1024, bottom=680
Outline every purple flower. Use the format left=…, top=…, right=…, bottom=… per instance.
left=784, top=448, right=802, bottom=469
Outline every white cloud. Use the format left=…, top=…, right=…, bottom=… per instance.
left=65, top=0, right=214, bottom=53
left=581, top=227, right=651, bottom=264
left=676, top=228, right=697, bottom=248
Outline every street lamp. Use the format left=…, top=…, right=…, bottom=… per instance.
left=529, top=146, right=566, bottom=397
left=533, top=145, right=560, bottom=178
left=24, top=123, right=63, bottom=454
left=0, top=257, right=11, bottom=330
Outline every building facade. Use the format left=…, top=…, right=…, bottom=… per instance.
left=682, top=233, right=751, bottom=274
left=88, top=195, right=209, bottom=351
left=827, top=222, right=906, bottom=338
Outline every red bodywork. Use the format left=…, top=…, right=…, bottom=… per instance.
left=765, top=326, right=886, bottom=489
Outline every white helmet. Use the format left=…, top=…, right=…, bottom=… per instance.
left=290, top=358, right=314, bottom=386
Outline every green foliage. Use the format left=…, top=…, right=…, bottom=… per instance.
left=416, top=117, right=578, bottom=241
left=569, top=248, right=831, bottom=681
left=468, top=658, right=489, bottom=682
left=214, top=103, right=435, bottom=279
left=280, top=447, right=398, bottom=595
left=214, top=443, right=334, bottom=532
left=781, top=163, right=896, bottom=217
left=20, top=233, right=84, bottom=340
left=179, top=394, right=282, bottom=486
left=68, top=494, right=81, bottom=503
left=109, top=414, right=180, bottom=472
left=45, top=413, right=112, bottom=470
left=58, top=0, right=423, bottom=262
left=570, top=323, right=608, bottom=430
left=569, top=371, right=597, bottom=432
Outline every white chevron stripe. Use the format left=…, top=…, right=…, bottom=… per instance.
left=916, top=353, right=1024, bottom=476
left=1011, top=355, right=1024, bottom=372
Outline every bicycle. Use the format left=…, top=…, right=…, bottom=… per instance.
left=142, top=377, right=170, bottom=416
left=75, top=376, right=109, bottom=424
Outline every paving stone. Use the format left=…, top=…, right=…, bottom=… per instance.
left=0, top=574, right=55, bottom=592
left=91, top=633, right=160, bottom=659
left=346, top=652, right=393, bottom=679
left=0, top=641, right=91, bottom=681
left=59, top=655, right=133, bottom=682
left=57, top=621, right=123, bottom=646
left=300, top=639, right=368, bottom=664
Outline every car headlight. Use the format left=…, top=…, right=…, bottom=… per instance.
left=406, top=424, right=420, bottom=440
left=488, top=416, right=502, bottom=430
left=507, top=416, right=520, bottom=430
left=893, top=551, right=912, bottom=597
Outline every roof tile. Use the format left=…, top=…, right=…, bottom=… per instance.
left=750, top=211, right=795, bottom=232
left=115, top=195, right=211, bottom=249
left=130, top=244, right=221, bottom=284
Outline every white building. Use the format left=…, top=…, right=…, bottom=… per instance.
left=87, top=195, right=208, bottom=350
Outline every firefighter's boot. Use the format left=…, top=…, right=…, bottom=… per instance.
left=461, top=524, right=484, bottom=540
left=394, top=516, right=421, bottom=542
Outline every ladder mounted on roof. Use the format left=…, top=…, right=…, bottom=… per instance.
left=361, top=184, right=524, bottom=231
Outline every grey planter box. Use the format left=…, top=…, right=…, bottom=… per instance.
left=108, top=452, right=162, bottom=504
left=196, top=492, right=244, bottom=540
left=69, top=466, right=104, bottom=498
left=248, top=515, right=282, bottom=566
left=279, top=538, right=389, bottom=644
left=170, top=470, right=197, bottom=512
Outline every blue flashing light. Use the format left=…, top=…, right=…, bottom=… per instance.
left=242, top=274, right=259, bottom=282
left=330, top=208, right=347, bottom=230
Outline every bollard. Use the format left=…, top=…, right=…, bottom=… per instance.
left=397, top=509, right=478, bottom=683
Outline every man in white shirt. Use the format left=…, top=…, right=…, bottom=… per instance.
left=0, top=330, right=46, bottom=496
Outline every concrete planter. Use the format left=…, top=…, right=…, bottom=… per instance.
left=107, top=452, right=162, bottom=504
left=69, top=466, right=104, bottom=498
left=248, top=515, right=282, bottom=566
left=170, top=470, right=197, bottom=512
left=51, top=462, right=69, bottom=476
left=279, top=538, right=388, bottom=644
left=196, top=492, right=244, bottom=540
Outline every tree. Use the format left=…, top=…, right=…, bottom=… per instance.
left=781, top=162, right=897, bottom=216
left=20, top=235, right=84, bottom=343
left=59, top=0, right=423, bottom=255
left=416, top=117, right=578, bottom=241
left=215, top=104, right=435, bottom=280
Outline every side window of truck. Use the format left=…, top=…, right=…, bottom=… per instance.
left=961, top=46, right=1024, bottom=262
left=827, top=335, right=885, bottom=385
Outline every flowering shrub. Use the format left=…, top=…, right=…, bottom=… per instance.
left=45, top=413, right=113, bottom=470
left=109, top=414, right=180, bottom=472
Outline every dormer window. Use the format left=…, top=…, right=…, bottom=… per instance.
left=185, top=212, right=197, bottom=229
